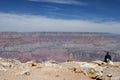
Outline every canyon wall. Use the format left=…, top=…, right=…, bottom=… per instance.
left=0, top=32, right=120, bottom=62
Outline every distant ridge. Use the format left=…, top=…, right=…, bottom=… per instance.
left=0, top=31, right=111, bottom=33
left=0, top=31, right=120, bottom=62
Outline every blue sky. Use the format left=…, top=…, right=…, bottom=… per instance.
left=0, top=0, right=120, bottom=34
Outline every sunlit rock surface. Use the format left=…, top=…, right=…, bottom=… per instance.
left=0, top=58, right=120, bottom=80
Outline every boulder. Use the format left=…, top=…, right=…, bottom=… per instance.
left=79, top=62, right=103, bottom=79
left=0, top=58, right=23, bottom=71
left=0, top=66, right=7, bottom=71
left=73, top=67, right=83, bottom=73
left=24, top=60, right=38, bottom=67
left=0, top=58, right=22, bottom=68
left=43, top=60, right=62, bottom=69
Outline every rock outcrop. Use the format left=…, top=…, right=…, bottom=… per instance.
left=79, top=62, right=103, bottom=79
left=0, top=58, right=22, bottom=69
left=0, top=58, right=120, bottom=80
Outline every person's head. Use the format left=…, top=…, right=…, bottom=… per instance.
left=107, top=52, right=109, bottom=55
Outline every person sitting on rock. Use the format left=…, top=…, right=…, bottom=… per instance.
left=104, top=52, right=112, bottom=63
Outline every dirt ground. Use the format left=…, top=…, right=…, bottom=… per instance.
left=0, top=66, right=92, bottom=80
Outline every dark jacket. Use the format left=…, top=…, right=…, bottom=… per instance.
left=104, top=53, right=112, bottom=62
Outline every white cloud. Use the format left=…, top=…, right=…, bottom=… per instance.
left=28, top=0, right=87, bottom=5
left=0, top=12, right=120, bottom=34
left=42, top=5, right=62, bottom=11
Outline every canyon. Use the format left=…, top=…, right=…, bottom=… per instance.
left=0, top=32, right=120, bottom=62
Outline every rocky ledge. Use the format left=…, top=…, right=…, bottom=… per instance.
left=0, top=58, right=120, bottom=80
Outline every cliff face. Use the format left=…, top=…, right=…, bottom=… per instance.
left=0, top=32, right=120, bottom=62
